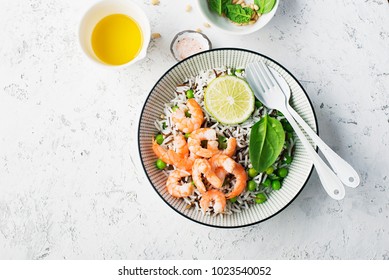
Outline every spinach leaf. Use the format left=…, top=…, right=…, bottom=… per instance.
left=208, top=0, right=231, bottom=16
left=225, top=4, right=254, bottom=24
left=249, top=115, right=285, bottom=172
left=257, top=0, right=276, bottom=14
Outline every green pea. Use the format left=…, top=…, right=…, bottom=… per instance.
left=247, top=180, right=257, bottom=192
left=235, top=68, right=243, bottom=73
left=272, top=180, right=282, bottom=190
left=255, top=100, right=263, bottom=108
left=185, top=111, right=191, bottom=118
left=172, top=105, right=179, bottom=112
left=156, top=159, right=167, bottom=170
left=277, top=111, right=284, bottom=116
left=184, top=133, right=191, bottom=139
left=262, top=178, right=271, bottom=188
left=266, top=166, right=274, bottom=175
left=248, top=168, right=258, bottom=178
left=186, top=89, right=194, bottom=99
left=284, top=155, right=293, bottom=164
left=155, top=134, right=164, bottom=145
left=255, top=193, right=267, bottom=204
left=162, top=122, right=167, bottom=129
left=278, top=167, right=288, bottom=178
left=230, top=68, right=236, bottom=76
left=229, top=197, right=237, bottom=203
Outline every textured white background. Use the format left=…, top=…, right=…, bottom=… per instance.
left=0, top=0, right=388, bottom=259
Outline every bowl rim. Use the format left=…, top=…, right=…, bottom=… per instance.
left=195, top=0, right=279, bottom=35
left=138, top=48, right=319, bottom=229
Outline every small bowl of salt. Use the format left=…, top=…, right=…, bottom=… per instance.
left=170, top=30, right=212, bottom=61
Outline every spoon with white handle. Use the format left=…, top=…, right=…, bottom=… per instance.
left=268, top=66, right=360, bottom=188
left=246, top=61, right=346, bottom=200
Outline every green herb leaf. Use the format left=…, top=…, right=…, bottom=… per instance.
left=258, top=0, right=276, bottom=14
left=249, top=115, right=285, bottom=172
left=208, top=0, right=231, bottom=16
left=225, top=4, right=254, bottom=24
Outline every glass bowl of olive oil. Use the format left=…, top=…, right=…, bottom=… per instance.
left=79, top=0, right=150, bottom=67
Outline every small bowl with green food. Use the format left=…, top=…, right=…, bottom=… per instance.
left=197, top=0, right=278, bottom=35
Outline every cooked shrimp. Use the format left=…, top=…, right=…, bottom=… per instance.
left=190, top=127, right=217, bottom=139
left=161, top=134, right=192, bottom=172
left=210, top=137, right=237, bottom=157
left=225, top=163, right=247, bottom=199
left=166, top=170, right=194, bottom=198
left=200, top=189, right=226, bottom=214
left=171, top=99, right=204, bottom=133
left=168, top=150, right=194, bottom=172
left=214, top=167, right=228, bottom=183
left=222, top=138, right=237, bottom=157
left=192, top=159, right=223, bottom=193
left=189, top=152, right=200, bottom=160
left=209, top=154, right=230, bottom=183
left=209, top=154, right=236, bottom=173
left=188, top=128, right=219, bottom=158
left=173, top=135, right=189, bottom=156
left=207, top=140, right=219, bottom=154
left=152, top=139, right=173, bottom=165
left=209, top=154, right=248, bottom=199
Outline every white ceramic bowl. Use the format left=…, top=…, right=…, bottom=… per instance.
left=138, top=48, right=317, bottom=228
left=79, top=0, right=151, bottom=67
left=197, top=0, right=279, bottom=35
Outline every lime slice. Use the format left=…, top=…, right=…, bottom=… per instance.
left=204, top=75, right=255, bottom=124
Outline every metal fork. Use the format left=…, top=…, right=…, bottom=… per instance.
left=246, top=61, right=347, bottom=200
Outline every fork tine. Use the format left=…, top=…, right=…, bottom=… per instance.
left=250, top=62, right=266, bottom=94
left=259, top=61, right=287, bottom=95
left=257, top=61, right=275, bottom=88
left=253, top=62, right=271, bottom=91
left=255, top=62, right=270, bottom=91
left=259, top=61, right=277, bottom=86
left=247, top=64, right=266, bottom=94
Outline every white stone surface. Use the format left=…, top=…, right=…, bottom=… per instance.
left=0, top=0, right=388, bottom=259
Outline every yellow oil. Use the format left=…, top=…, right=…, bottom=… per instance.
left=91, top=14, right=143, bottom=65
